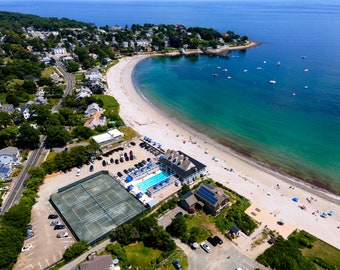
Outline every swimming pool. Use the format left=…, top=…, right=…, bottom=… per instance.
left=137, top=171, right=169, bottom=193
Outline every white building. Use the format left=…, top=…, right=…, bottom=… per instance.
left=0, top=146, right=20, bottom=165
left=92, top=129, right=124, bottom=146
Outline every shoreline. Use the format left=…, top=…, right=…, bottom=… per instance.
left=106, top=55, right=340, bottom=249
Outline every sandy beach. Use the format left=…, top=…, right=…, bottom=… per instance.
left=106, top=55, right=340, bottom=250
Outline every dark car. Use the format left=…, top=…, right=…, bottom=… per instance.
left=54, top=224, right=65, bottom=230
left=125, top=156, right=129, bottom=161
left=172, top=260, right=182, bottom=270
left=110, top=158, right=114, bottom=164
left=115, top=159, right=119, bottom=164
left=130, top=141, right=136, bottom=146
left=27, top=224, right=33, bottom=230
left=142, top=160, right=147, bottom=165
left=117, top=172, right=123, bottom=177
left=207, top=236, right=218, bottom=247
left=96, top=156, right=103, bottom=160
left=25, top=232, right=34, bottom=240
left=48, top=214, right=58, bottom=219
left=268, top=237, right=277, bottom=244
left=175, top=212, right=183, bottom=217
left=89, top=165, right=94, bottom=172
left=147, top=157, right=151, bottom=162
left=214, top=235, right=223, bottom=245
left=120, top=157, right=124, bottom=163
left=102, top=160, right=106, bottom=166
left=123, top=169, right=129, bottom=174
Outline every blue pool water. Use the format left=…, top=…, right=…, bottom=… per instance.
left=137, top=171, right=169, bottom=193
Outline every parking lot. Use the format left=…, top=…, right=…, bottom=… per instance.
left=14, top=139, right=165, bottom=270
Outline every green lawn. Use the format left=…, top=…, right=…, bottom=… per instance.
left=302, top=238, right=340, bottom=269
left=0, top=93, right=6, bottom=103
left=124, top=242, right=162, bottom=269
left=96, top=94, right=120, bottom=116
left=124, top=242, right=188, bottom=270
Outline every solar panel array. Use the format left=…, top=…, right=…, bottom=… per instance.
left=196, top=185, right=217, bottom=205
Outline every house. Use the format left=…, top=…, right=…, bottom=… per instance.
left=76, top=86, right=92, bottom=100
left=158, top=150, right=206, bottom=185
left=52, top=46, right=66, bottom=55
left=194, top=184, right=229, bottom=216
left=0, top=163, right=12, bottom=180
left=16, top=105, right=31, bottom=119
left=85, top=68, right=102, bottom=81
left=92, top=129, right=124, bottom=146
left=85, top=103, right=104, bottom=117
left=84, top=111, right=107, bottom=129
left=229, top=225, right=241, bottom=238
left=180, top=191, right=202, bottom=212
left=79, top=254, right=115, bottom=270
left=0, top=104, right=14, bottom=114
left=0, top=146, right=20, bottom=165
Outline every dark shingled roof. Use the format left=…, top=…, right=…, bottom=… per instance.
left=158, top=150, right=206, bottom=178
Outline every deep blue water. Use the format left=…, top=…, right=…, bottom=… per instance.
left=1, top=0, right=340, bottom=194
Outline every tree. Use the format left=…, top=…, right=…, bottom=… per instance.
left=114, top=223, right=139, bottom=245
left=105, top=243, right=127, bottom=263
left=0, top=111, right=12, bottom=127
left=45, top=125, right=70, bottom=147
left=166, top=215, right=187, bottom=239
left=16, top=123, right=40, bottom=149
left=29, top=104, right=51, bottom=125
left=66, top=61, right=80, bottom=72
left=72, top=126, right=93, bottom=140
left=63, top=241, right=87, bottom=262
left=180, top=183, right=190, bottom=196
left=22, top=80, right=37, bottom=94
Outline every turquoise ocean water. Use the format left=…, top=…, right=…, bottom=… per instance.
left=1, top=0, right=340, bottom=194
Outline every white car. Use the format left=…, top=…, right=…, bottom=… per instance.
left=57, top=232, right=69, bottom=238
left=200, top=242, right=211, bottom=253
left=76, top=169, right=81, bottom=176
left=21, top=244, right=33, bottom=252
left=50, top=221, right=61, bottom=226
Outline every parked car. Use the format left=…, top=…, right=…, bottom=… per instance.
left=207, top=236, right=218, bottom=247
left=110, top=158, right=114, bottom=164
left=120, top=157, right=124, bottom=163
left=76, top=169, right=81, bottom=176
left=130, top=141, right=136, bottom=146
left=123, top=169, right=129, bottom=174
left=21, top=244, right=33, bottom=252
left=117, top=172, right=123, bottom=177
left=200, top=242, right=211, bottom=253
left=214, top=235, right=223, bottom=245
left=54, top=224, right=65, bottom=230
left=172, top=260, right=182, bottom=270
left=115, top=159, right=119, bottom=164
left=125, top=156, right=129, bottom=161
left=48, top=214, right=58, bottom=219
left=57, top=232, right=69, bottom=238
left=102, top=160, right=106, bottom=166
left=25, top=232, right=34, bottom=240
left=27, top=224, right=33, bottom=230
left=89, top=165, right=94, bottom=172
left=50, top=221, right=61, bottom=226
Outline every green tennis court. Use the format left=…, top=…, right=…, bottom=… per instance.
left=50, top=171, right=145, bottom=245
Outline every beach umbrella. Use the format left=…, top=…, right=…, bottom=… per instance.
left=147, top=163, right=152, bottom=167
left=292, top=197, right=298, bottom=202
left=127, top=184, right=134, bottom=191
left=136, top=192, right=143, bottom=198
left=153, top=141, right=157, bottom=145
left=329, top=210, right=335, bottom=216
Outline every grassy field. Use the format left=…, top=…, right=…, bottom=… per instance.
left=302, top=238, right=340, bottom=269
left=41, top=66, right=57, bottom=77
left=124, top=242, right=188, bottom=270
left=96, top=94, right=120, bottom=117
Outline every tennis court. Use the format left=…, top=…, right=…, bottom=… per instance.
left=50, top=171, right=145, bottom=245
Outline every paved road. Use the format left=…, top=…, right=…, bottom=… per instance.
left=1, top=136, right=46, bottom=213
left=52, top=59, right=74, bottom=113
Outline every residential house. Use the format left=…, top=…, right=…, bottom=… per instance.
left=84, top=111, right=107, bottom=130
left=0, top=163, right=12, bottom=180
left=52, top=46, right=67, bottom=55
left=158, top=150, right=206, bottom=184
left=79, top=254, right=114, bottom=270
left=85, top=103, right=104, bottom=117
left=0, top=104, right=15, bottom=114
left=76, top=86, right=92, bottom=100
left=180, top=191, right=203, bottom=212
left=194, top=184, right=229, bottom=216
left=0, top=146, right=20, bottom=165
left=85, top=68, right=102, bottom=81
left=16, top=105, right=31, bottom=120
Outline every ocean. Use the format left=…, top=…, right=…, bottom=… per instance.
left=1, top=0, right=340, bottom=194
